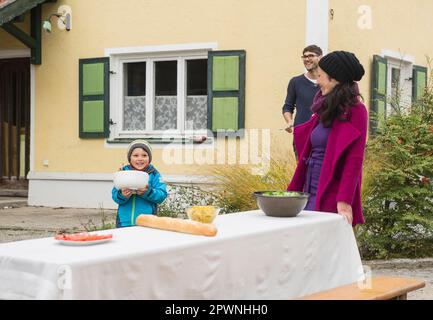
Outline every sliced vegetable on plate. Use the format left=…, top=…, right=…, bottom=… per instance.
left=55, top=232, right=113, bottom=245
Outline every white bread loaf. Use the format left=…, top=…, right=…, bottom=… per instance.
left=136, top=214, right=217, bottom=237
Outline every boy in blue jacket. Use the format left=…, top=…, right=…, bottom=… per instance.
left=112, top=139, right=168, bottom=227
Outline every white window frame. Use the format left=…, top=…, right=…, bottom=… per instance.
left=381, top=50, right=414, bottom=115
left=106, top=43, right=217, bottom=140
left=385, top=58, right=413, bottom=115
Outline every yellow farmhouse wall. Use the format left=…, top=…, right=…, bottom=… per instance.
left=2, top=0, right=433, bottom=208
left=2, top=0, right=432, bottom=178
left=27, top=0, right=305, bottom=175
left=329, top=0, right=433, bottom=109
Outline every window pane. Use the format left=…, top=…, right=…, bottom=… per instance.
left=391, top=67, right=400, bottom=91
left=155, top=61, right=177, bottom=95
left=124, top=96, right=146, bottom=130
left=154, top=61, right=177, bottom=130
left=186, top=59, right=207, bottom=130
left=127, top=62, right=146, bottom=96
left=187, top=59, right=207, bottom=95
left=124, top=62, right=146, bottom=131
left=390, top=67, right=401, bottom=112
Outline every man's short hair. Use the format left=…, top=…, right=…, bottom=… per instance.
left=303, top=45, right=323, bottom=56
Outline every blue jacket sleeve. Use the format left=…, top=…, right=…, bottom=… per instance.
left=139, top=172, right=168, bottom=204
left=282, top=77, right=297, bottom=114
left=112, top=187, right=128, bottom=205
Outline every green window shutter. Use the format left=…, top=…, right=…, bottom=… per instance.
left=412, top=65, right=427, bottom=102
left=207, top=50, right=245, bottom=137
left=370, top=55, right=387, bottom=135
left=79, top=57, right=110, bottom=138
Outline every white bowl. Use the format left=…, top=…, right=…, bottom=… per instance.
left=113, top=170, right=149, bottom=190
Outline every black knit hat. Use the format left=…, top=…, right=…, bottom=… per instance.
left=127, top=139, right=152, bottom=164
left=318, top=51, right=365, bottom=83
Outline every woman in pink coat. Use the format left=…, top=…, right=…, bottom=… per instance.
left=287, top=51, right=367, bottom=227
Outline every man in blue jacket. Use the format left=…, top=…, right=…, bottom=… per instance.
left=282, top=45, right=322, bottom=158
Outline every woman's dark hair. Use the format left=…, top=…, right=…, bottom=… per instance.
left=319, top=81, right=362, bottom=127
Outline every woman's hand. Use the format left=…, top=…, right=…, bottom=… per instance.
left=337, top=201, right=353, bottom=225
left=121, top=188, right=132, bottom=198
left=136, top=185, right=149, bottom=196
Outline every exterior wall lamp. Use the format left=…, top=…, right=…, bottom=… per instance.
left=42, top=12, right=71, bottom=33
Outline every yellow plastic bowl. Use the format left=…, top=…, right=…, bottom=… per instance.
left=186, top=206, right=220, bottom=224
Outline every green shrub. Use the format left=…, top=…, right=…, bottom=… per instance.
left=357, top=89, right=433, bottom=259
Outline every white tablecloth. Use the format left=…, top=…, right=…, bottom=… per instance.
left=0, top=210, right=363, bottom=300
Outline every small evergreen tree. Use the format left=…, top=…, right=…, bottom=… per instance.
left=358, top=85, right=433, bottom=259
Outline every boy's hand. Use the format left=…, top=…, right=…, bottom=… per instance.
left=136, top=185, right=149, bottom=196
left=121, top=188, right=132, bottom=198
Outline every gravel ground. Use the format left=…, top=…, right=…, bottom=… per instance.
left=0, top=229, right=56, bottom=243
left=0, top=204, right=432, bottom=300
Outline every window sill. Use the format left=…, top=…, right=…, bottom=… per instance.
left=106, top=135, right=212, bottom=145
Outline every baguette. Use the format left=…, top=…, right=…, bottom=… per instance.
left=136, top=214, right=217, bottom=237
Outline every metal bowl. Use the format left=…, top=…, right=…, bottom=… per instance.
left=253, top=191, right=309, bottom=217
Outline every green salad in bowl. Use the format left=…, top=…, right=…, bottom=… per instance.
left=262, top=191, right=305, bottom=197
left=253, top=191, right=309, bottom=217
